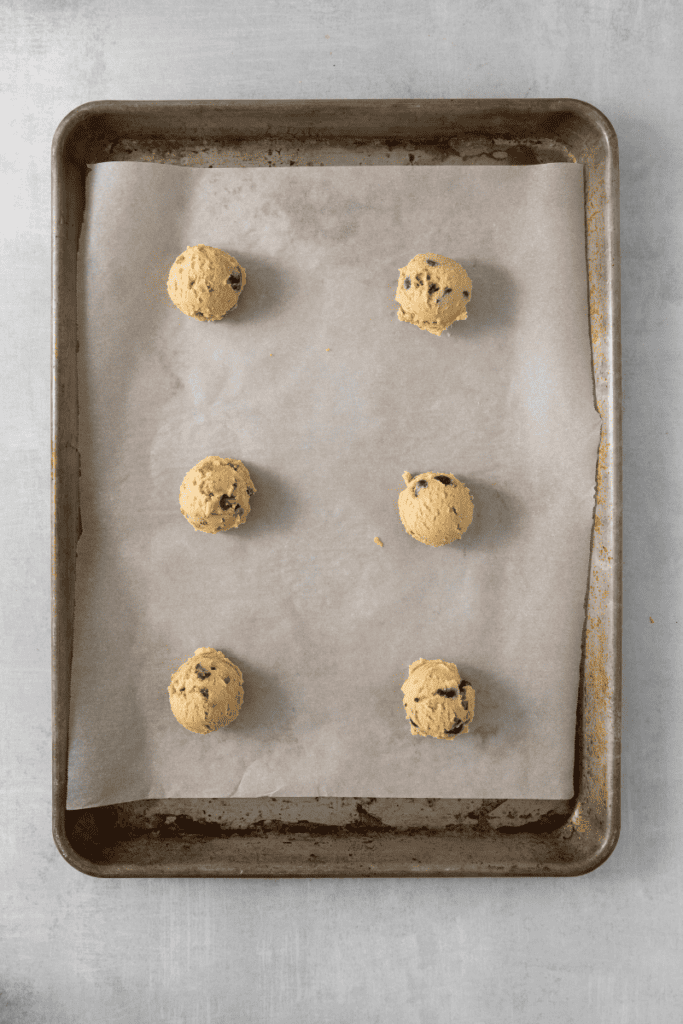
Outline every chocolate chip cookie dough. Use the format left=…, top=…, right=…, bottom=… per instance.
left=398, top=471, right=474, bottom=547
left=179, top=456, right=256, bottom=534
left=167, top=244, right=245, bottom=321
left=395, top=253, right=471, bottom=335
left=401, top=659, right=475, bottom=739
left=168, top=647, right=244, bottom=734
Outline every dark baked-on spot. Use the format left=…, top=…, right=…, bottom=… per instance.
left=434, top=475, right=452, bottom=485
left=222, top=677, right=231, bottom=685
left=195, top=664, right=211, bottom=680
left=227, top=271, right=242, bottom=291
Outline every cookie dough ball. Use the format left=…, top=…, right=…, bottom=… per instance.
left=179, top=456, right=256, bottom=534
left=167, top=244, right=246, bottom=321
left=168, top=647, right=244, bottom=734
left=401, top=658, right=475, bottom=739
left=395, top=253, right=471, bottom=335
left=398, top=471, right=473, bottom=547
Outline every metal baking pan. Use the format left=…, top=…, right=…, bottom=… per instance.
left=52, top=99, right=621, bottom=877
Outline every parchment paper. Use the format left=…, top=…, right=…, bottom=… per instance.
left=66, top=160, right=601, bottom=809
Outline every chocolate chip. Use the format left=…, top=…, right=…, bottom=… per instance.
left=219, top=494, right=232, bottom=510
left=426, top=259, right=438, bottom=266
left=179, top=687, right=185, bottom=692
left=404, top=277, right=411, bottom=289
left=414, top=697, right=419, bottom=702
left=435, top=688, right=458, bottom=698
left=200, top=688, right=209, bottom=698
left=444, top=722, right=464, bottom=735
left=428, top=283, right=439, bottom=295
left=227, top=271, right=242, bottom=291
left=463, top=290, right=469, bottom=297
left=223, top=677, right=231, bottom=685
left=414, top=480, right=428, bottom=495
left=195, top=664, right=211, bottom=680
left=233, top=504, right=243, bottom=517
left=409, top=719, right=418, bottom=728
left=246, top=487, right=255, bottom=496
left=435, top=475, right=452, bottom=485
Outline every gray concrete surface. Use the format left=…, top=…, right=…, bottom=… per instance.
left=1, top=1, right=682, bottom=1021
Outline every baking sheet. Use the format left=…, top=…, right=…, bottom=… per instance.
left=67, top=160, right=601, bottom=809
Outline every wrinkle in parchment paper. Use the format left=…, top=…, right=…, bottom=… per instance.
left=67, top=160, right=601, bottom=809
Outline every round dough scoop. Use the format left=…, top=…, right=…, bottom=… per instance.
left=167, top=244, right=246, bottom=321
left=168, top=647, right=244, bottom=734
left=179, top=456, right=256, bottom=534
left=401, top=658, right=475, bottom=739
left=398, top=471, right=473, bottom=547
left=395, top=253, right=471, bottom=335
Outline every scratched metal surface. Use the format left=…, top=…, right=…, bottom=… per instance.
left=52, top=99, right=620, bottom=876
